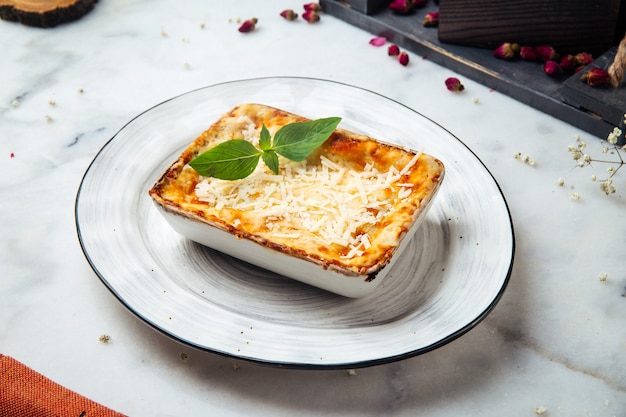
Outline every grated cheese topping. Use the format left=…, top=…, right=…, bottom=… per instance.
left=194, top=152, right=420, bottom=259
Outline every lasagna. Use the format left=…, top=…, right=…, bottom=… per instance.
left=149, top=103, right=444, bottom=288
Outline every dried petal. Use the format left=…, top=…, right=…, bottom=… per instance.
left=398, top=52, right=409, bottom=66
left=389, top=0, right=418, bottom=14
left=580, top=67, right=610, bottom=86
left=302, top=10, right=320, bottom=23
left=493, top=42, right=520, bottom=59
left=445, top=77, right=465, bottom=92
left=303, top=2, right=322, bottom=12
left=280, top=9, right=298, bottom=21
left=559, top=54, right=577, bottom=72
left=519, top=46, right=536, bottom=61
left=422, top=11, right=439, bottom=27
left=238, top=18, right=257, bottom=33
left=574, top=52, right=593, bottom=66
left=543, top=60, right=560, bottom=76
left=388, top=44, right=400, bottom=56
left=535, top=45, right=559, bottom=62
left=369, top=36, right=387, bottom=47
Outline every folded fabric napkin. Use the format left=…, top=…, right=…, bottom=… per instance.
left=0, top=354, right=127, bottom=417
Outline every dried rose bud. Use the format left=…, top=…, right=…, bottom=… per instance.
left=302, top=10, right=320, bottom=23
left=369, top=36, right=387, bottom=47
left=388, top=44, right=400, bottom=56
left=559, top=54, right=577, bottom=72
left=389, top=0, right=418, bottom=14
left=580, top=67, right=610, bottom=86
left=574, top=52, right=593, bottom=66
left=398, top=52, right=409, bottom=66
left=445, top=77, right=465, bottom=92
left=303, top=2, right=322, bottom=12
left=238, top=18, right=257, bottom=33
left=519, top=46, right=536, bottom=61
left=543, top=60, right=560, bottom=76
left=493, top=42, right=520, bottom=59
left=280, top=9, right=298, bottom=21
left=535, top=45, right=559, bottom=62
left=422, top=11, right=439, bottom=27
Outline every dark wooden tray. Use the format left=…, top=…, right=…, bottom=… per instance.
left=320, top=0, right=626, bottom=140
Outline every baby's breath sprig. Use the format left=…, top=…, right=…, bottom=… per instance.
left=567, top=115, right=626, bottom=195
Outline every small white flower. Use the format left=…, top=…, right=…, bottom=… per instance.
left=598, top=272, right=608, bottom=282
left=600, top=178, right=616, bottom=195
left=11, top=99, right=19, bottom=108
left=515, top=152, right=535, bottom=166
left=556, top=178, right=565, bottom=186
left=569, top=147, right=583, bottom=161
left=607, top=127, right=622, bottom=145
left=590, top=175, right=597, bottom=181
left=534, top=406, right=547, bottom=415
left=569, top=192, right=581, bottom=200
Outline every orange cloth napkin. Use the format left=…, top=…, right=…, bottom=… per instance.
left=0, top=354, right=127, bottom=417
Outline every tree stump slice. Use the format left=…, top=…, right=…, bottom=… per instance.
left=0, top=0, right=98, bottom=28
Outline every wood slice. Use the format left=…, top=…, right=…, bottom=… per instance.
left=0, top=0, right=98, bottom=27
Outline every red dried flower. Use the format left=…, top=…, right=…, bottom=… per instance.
left=398, top=52, right=409, bottom=66
left=10, top=152, right=15, bottom=158
left=422, top=11, right=439, bottom=27
left=519, top=46, right=536, bottom=61
left=493, top=42, right=520, bottom=60
left=303, top=2, right=322, bottom=12
left=559, top=55, right=578, bottom=72
left=369, top=36, right=387, bottom=47
left=389, top=0, right=418, bottom=14
left=280, top=9, right=298, bottom=21
left=580, top=67, right=610, bottom=86
left=445, top=77, right=465, bottom=92
left=302, top=10, right=320, bottom=23
left=543, top=60, right=560, bottom=76
left=388, top=44, right=400, bottom=56
left=535, top=45, right=559, bottom=62
left=238, top=18, right=257, bottom=33
left=574, top=52, right=593, bottom=66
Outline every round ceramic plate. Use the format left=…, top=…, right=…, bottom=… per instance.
left=75, top=77, right=514, bottom=369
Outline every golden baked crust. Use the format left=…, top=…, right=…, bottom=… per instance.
left=149, top=103, right=444, bottom=278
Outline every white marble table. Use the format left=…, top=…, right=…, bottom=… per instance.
left=1, top=1, right=625, bottom=416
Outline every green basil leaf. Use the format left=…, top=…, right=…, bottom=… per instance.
left=188, top=139, right=261, bottom=180
left=261, top=150, right=279, bottom=175
left=271, top=117, right=341, bottom=161
left=259, top=124, right=271, bottom=151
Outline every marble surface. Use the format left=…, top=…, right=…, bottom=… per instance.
left=1, top=1, right=625, bottom=416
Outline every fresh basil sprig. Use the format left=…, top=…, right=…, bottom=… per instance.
left=188, top=117, right=341, bottom=180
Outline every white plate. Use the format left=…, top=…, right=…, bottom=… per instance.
left=75, top=77, right=514, bottom=369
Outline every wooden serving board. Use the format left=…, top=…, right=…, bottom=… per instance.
left=0, top=0, right=98, bottom=27
left=320, top=0, right=626, bottom=140
left=438, top=0, right=621, bottom=56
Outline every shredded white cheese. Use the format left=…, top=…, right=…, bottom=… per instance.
left=194, top=154, right=417, bottom=259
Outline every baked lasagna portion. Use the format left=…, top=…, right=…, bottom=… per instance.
left=149, top=103, right=444, bottom=280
